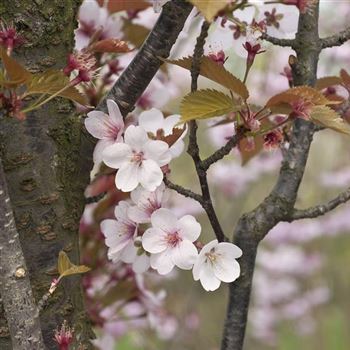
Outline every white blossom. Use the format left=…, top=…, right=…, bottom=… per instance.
left=102, top=125, right=171, bottom=192
left=128, top=182, right=169, bottom=224
left=142, top=208, right=200, bottom=275
left=85, top=99, right=124, bottom=163
left=138, top=108, right=186, bottom=158
left=193, top=239, right=242, bottom=291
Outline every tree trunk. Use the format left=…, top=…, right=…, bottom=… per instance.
left=0, top=1, right=94, bottom=348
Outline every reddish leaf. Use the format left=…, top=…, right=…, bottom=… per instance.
left=97, top=0, right=150, bottom=13
left=90, top=38, right=133, bottom=53
left=166, top=56, right=249, bottom=100
left=239, top=135, right=264, bottom=165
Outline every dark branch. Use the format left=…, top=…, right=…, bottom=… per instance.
left=221, top=4, right=321, bottom=350
left=291, top=187, right=350, bottom=220
left=261, top=32, right=295, bottom=47
left=163, top=177, right=203, bottom=204
left=0, top=159, right=44, bottom=349
left=101, top=0, right=193, bottom=115
left=201, top=133, right=241, bottom=171
left=186, top=21, right=228, bottom=243
left=321, top=26, right=350, bottom=48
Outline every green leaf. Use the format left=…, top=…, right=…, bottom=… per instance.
left=180, top=89, right=237, bottom=122
left=165, top=56, right=249, bottom=100
left=0, top=48, right=32, bottom=87
left=26, top=70, right=88, bottom=105
left=188, top=0, right=229, bottom=21
left=58, top=251, right=90, bottom=278
left=310, top=105, right=350, bottom=135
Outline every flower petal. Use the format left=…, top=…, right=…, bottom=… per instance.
left=199, top=262, right=221, bottom=291
left=172, top=240, right=198, bottom=270
left=128, top=205, right=150, bottom=224
left=213, top=259, right=240, bottom=283
left=124, top=125, right=148, bottom=151
left=115, top=162, right=140, bottom=192
left=143, top=140, right=171, bottom=166
left=150, top=208, right=177, bottom=233
left=150, top=251, right=174, bottom=275
left=120, top=240, right=137, bottom=263
left=142, top=227, right=167, bottom=254
left=138, top=108, right=164, bottom=134
left=102, top=143, right=131, bottom=169
left=139, top=159, right=163, bottom=191
left=133, top=254, right=150, bottom=274
left=192, top=253, right=206, bottom=281
left=85, top=111, right=111, bottom=139
left=163, top=114, right=181, bottom=135
left=216, top=242, right=243, bottom=259
left=177, top=215, right=201, bottom=242
left=107, top=99, right=124, bottom=131
left=93, top=139, right=114, bottom=164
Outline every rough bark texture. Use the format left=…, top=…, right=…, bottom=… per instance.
left=0, top=159, right=45, bottom=349
left=0, top=1, right=94, bottom=349
left=221, top=4, right=321, bottom=350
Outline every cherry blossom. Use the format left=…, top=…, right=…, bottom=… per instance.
left=100, top=201, right=138, bottom=263
left=142, top=208, right=201, bottom=275
left=85, top=99, right=124, bottom=163
left=75, top=0, right=123, bottom=50
left=138, top=108, right=186, bottom=158
left=102, top=125, right=171, bottom=192
left=128, top=182, right=169, bottom=224
left=193, top=239, right=242, bottom=291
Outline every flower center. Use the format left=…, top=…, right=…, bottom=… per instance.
left=132, top=151, right=144, bottom=164
left=205, top=248, right=217, bottom=263
left=166, top=231, right=182, bottom=248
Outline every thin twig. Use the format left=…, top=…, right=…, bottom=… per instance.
left=163, top=178, right=203, bottom=204
left=187, top=21, right=228, bottom=243
left=201, top=133, right=241, bottom=171
left=291, top=187, right=350, bottom=220
left=321, top=26, right=350, bottom=48
left=261, top=32, right=295, bottom=47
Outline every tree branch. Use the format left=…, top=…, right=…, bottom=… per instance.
left=261, top=32, right=295, bottom=47
left=291, top=187, right=350, bottom=220
left=186, top=20, right=228, bottom=243
left=201, top=133, right=241, bottom=171
left=0, top=159, right=44, bottom=350
left=221, top=4, right=322, bottom=350
left=163, top=177, right=203, bottom=204
left=321, top=26, right=350, bottom=48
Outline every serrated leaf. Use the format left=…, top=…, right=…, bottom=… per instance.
left=0, top=47, right=32, bottom=86
left=26, top=70, right=88, bottom=105
left=188, top=0, right=229, bottom=21
left=180, top=89, right=237, bottom=122
left=166, top=56, right=249, bottom=100
left=58, top=251, right=90, bottom=278
left=310, top=105, right=350, bottom=135
left=266, top=86, right=339, bottom=109
left=315, top=76, right=342, bottom=90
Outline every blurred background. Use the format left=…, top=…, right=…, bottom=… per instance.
left=77, top=1, right=350, bottom=349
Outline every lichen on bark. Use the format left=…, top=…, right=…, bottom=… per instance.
left=0, top=1, right=94, bottom=348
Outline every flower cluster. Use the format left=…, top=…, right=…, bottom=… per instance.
left=85, top=100, right=242, bottom=292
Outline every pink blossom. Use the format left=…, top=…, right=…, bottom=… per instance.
left=85, top=99, right=124, bottom=163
